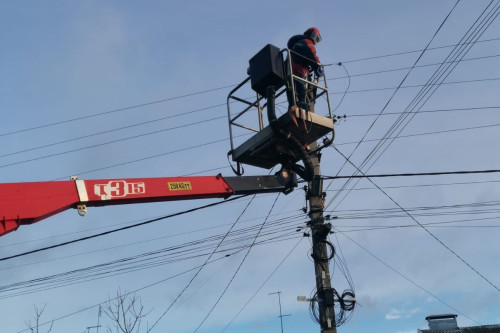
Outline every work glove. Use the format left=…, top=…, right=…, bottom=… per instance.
left=315, top=66, right=324, bottom=77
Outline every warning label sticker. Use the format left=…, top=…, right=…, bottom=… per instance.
left=168, top=181, right=192, bottom=191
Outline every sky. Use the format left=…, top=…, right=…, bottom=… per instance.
left=1, top=1, right=500, bottom=333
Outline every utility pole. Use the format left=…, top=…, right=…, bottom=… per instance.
left=269, top=291, right=291, bottom=333
left=264, top=84, right=336, bottom=333
left=307, top=94, right=336, bottom=333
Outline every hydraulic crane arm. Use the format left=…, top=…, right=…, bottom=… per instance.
left=0, top=172, right=295, bottom=237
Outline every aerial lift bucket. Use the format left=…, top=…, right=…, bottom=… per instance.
left=227, top=44, right=335, bottom=174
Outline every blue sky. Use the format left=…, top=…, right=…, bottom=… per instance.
left=1, top=1, right=500, bottom=333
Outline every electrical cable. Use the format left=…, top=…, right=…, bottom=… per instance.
left=0, top=195, right=248, bottom=262
left=4, top=73, right=498, bottom=172
left=319, top=169, right=500, bottom=180
left=0, top=221, right=302, bottom=298
left=13, top=253, right=234, bottom=333
left=332, top=62, right=350, bottom=113
left=334, top=120, right=500, bottom=146
left=0, top=108, right=227, bottom=159
left=219, top=237, right=304, bottom=333
left=328, top=76, right=500, bottom=95
left=330, top=53, right=500, bottom=81
left=146, top=195, right=258, bottom=332
left=324, top=0, right=461, bottom=206
left=332, top=146, right=500, bottom=293
left=327, top=0, right=500, bottom=211
left=192, top=194, right=280, bottom=333
left=325, top=179, right=500, bottom=192
left=0, top=86, right=233, bottom=138
left=346, top=105, right=500, bottom=117
left=53, top=133, right=250, bottom=180
left=365, top=1, right=500, bottom=167
left=0, top=232, right=301, bottom=299
left=0, top=115, right=226, bottom=169
left=339, top=36, right=500, bottom=64
left=336, top=229, right=481, bottom=325
left=359, top=1, right=500, bottom=176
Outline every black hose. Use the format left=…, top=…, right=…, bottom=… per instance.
left=266, top=86, right=314, bottom=181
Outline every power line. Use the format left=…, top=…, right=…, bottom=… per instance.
left=4, top=34, right=500, bottom=141
left=0, top=195, right=247, bottom=262
left=0, top=87, right=232, bottom=138
left=340, top=36, right=500, bottom=64
left=343, top=105, right=500, bottom=117
left=0, top=107, right=226, bottom=159
left=329, top=76, right=500, bottom=95
left=52, top=134, right=248, bottom=180
left=193, top=194, right=280, bottom=332
left=319, top=169, right=500, bottom=180
left=5, top=72, right=498, bottom=171
left=332, top=146, right=500, bottom=294
left=325, top=179, right=500, bottom=192
left=335, top=230, right=481, bottom=325
left=331, top=53, right=500, bottom=81
left=147, top=195, right=258, bottom=332
left=0, top=116, right=225, bottom=169
left=13, top=254, right=233, bottom=333
left=326, top=1, right=500, bottom=211
left=325, top=0, right=462, bottom=206
left=0, top=230, right=299, bottom=299
left=220, top=237, right=304, bottom=333
left=334, top=121, right=500, bottom=147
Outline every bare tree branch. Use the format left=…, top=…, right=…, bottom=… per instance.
left=102, top=289, right=150, bottom=333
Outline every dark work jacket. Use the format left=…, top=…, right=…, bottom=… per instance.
left=287, top=34, right=321, bottom=77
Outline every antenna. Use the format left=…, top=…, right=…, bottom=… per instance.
left=269, top=291, right=291, bottom=333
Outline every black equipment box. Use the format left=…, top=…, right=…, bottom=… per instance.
left=248, top=44, right=285, bottom=98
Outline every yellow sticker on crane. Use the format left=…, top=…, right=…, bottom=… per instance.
left=168, top=181, right=192, bottom=191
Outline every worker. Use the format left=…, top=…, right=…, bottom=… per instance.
left=287, top=27, right=324, bottom=112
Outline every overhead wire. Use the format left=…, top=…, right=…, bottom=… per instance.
left=192, top=194, right=280, bottom=332
left=53, top=134, right=249, bottom=180
left=0, top=220, right=302, bottom=298
left=3, top=73, right=498, bottom=173
left=334, top=121, right=500, bottom=147
left=1, top=7, right=498, bottom=330
left=327, top=0, right=500, bottom=211
left=146, top=191, right=267, bottom=332
left=339, top=36, right=500, bottom=64
left=341, top=105, right=500, bottom=118
left=3, top=34, right=499, bottom=145
left=319, top=168, right=500, bottom=180
left=0, top=106, right=227, bottom=159
left=332, top=146, right=500, bottom=293
left=1, top=212, right=306, bottom=272
left=13, top=253, right=234, bottom=333
left=0, top=86, right=232, bottom=138
left=330, top=53, right=500, bottom=81
left=325, top=179, right=500, bottom=192
left=335, top=229, right=481, bottom=326
left=357, top=0, right=500, bottom=176
left=0, top=115, right=226, bottom=169
left=219, top=236, right=304, bottom=333
left=324, top=0, right=462, bottom=207
left=4, top=54, right=500, bottom=160
left=0, top=195, right=248, bottom=262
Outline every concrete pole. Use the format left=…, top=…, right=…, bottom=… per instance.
left=308, top=91, right=337, bottom=333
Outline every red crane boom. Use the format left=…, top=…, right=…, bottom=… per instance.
left=0, top=172, right=295, bottom=237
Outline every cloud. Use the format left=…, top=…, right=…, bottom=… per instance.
left=385, top=307, right=420, bottom=320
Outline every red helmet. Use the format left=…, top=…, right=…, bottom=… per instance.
left=304, top=27, right=322, bottom=44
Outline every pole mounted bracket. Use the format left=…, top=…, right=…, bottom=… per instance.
left=312, top=222, right=332, bottom=239
left=71, top=176, right=89, bottom=217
